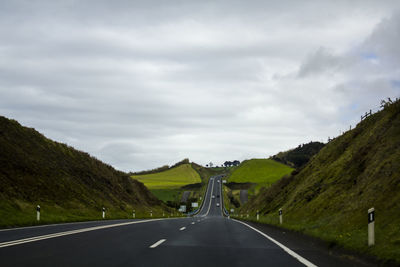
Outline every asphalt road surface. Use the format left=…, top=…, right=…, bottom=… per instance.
left=0, top=176, right=373, bottom=267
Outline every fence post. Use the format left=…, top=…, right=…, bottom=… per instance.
left=368, top=208, right=375, bottom=246
left=36, top=205, right=40, bottom=221
left=279, top=208, right=283, bottom=224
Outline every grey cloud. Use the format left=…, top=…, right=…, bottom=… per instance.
left=1, top=1, right=400, bottom=171
left=298, top=47, right=353, bottom=77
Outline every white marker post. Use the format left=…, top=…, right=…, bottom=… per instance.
left=36, top=205, right=40, bottom=221
left=102, top=207, right=105, bottom=219
left=368, top=208, right=375, bottom=246
left=257, top=211, right=259, bottom=221
left=279, top=208, right=283, bottom=224
left=247, top=214, right=249, bottom=218
left=133, top=210, right=135, bottom=219
left=150, top=210, right=152, bottom=217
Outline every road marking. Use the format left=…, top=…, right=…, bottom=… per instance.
left=232, top=219, right=317, bottom=267
left=0, top=220, right=117, bottom=232
left=203, top=178, right=215, bottom=217
left=199, top=177, right=213, bottom=216
left=0, top=219, right=165, bottom=249
left=179, top=227, right=186, bottom=231
left=149, top=239, right=166, bottom=248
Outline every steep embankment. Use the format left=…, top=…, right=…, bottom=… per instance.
left=241, top=100, right=400, bottom=263
left=0, top=116, right=166, bottom=227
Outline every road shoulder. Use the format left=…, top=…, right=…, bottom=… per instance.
left=235, top=219, right=382, bottom=267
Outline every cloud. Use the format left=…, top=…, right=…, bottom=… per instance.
left=1, top=1, right=400, bottom=171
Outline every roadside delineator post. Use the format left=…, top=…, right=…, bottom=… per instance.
left=279, top=208, right=283, bottom=224
left=247, top=213, right=249, bottom=218
left=257, top=211, right=259, bottom=221
left=150, top=210, right=152, bottom=217
left=133, top=210, right=136, bottom=219
left=36, top=205, right=41, bottom=221
left=368, top=208, right=375, bottom=246
left=102, top=207, right=105, bottom=219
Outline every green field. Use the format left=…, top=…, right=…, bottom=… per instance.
left=228, top=159, right=293, bottom=186
left=131, top=163, right=201, bottom=189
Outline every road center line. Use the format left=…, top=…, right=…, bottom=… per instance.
left=149, top=239, right=166, bottom=248
left=232, top=219, right=317, bottom=267
left=0, top=219, right=165, bottom=249
left=179, top=227, right=186, bottom=231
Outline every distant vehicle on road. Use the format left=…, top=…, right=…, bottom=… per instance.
left=212, top=195, right=215, bottom=199
left=217, top=195, right=220, bottom=198
left=216, top=203, right=220, bottom=207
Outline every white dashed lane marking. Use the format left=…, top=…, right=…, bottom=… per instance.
left=149, top=239, right=166, bottom=248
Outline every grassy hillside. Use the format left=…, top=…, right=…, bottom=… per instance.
left=131, top=163, right=201, bottom=189
left=0, top=116, right=168, bottom=227
left=131, top=163, right=204, bottom=210
left=228, top=159, right=294, bottom=186
left=240, top=100, right=400, bottom=264
left=271, top=141, right=325, bottom=169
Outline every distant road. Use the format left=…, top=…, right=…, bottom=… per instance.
left=0, top=176, right=372, bottom=266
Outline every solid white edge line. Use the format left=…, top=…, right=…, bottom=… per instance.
left=0, top=219, right=166, bottom=248
left=149, top=239, right=166, bottom=248
left=179, top=227, right=186, bottom=231
left=196, top=177, right=213, bottom=217
left=203, top=178, right=215, bottom=217
left=0, top=220, right=105, bottom=232
left=231, top=219, right=318, bottom=267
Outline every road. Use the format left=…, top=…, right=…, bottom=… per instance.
left=0, top=176, right=372, bottom=266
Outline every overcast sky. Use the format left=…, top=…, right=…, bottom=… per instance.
left=1, top=0, right=399, bottom=172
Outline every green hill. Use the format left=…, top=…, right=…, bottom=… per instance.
left=240, top=100, right=400, bottom=264
left=131, top=163, right=203, bottom=208
left=131, top=163, right=201, bottom=189
left=228, top=159, right=294, bottom=186
left=0, top=116, right=167, bottom=227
